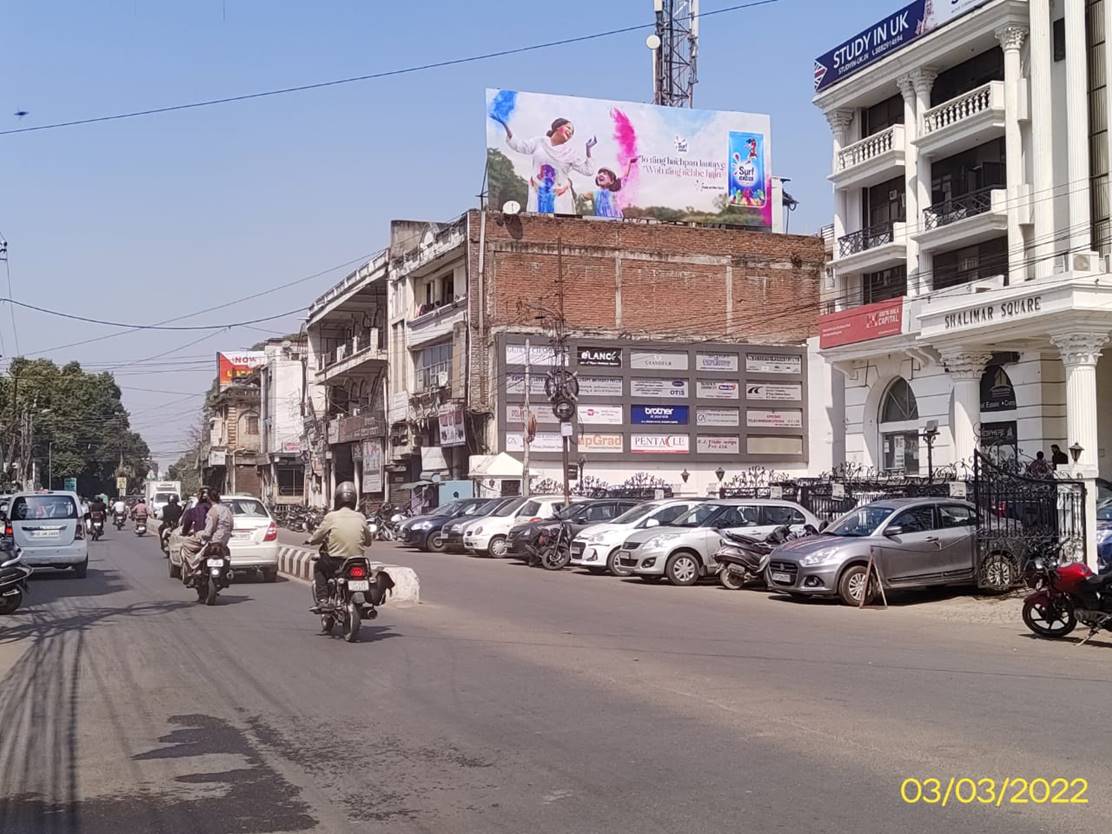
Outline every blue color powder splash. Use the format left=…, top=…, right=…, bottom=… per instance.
left=489, top=90, right=517, bottom=125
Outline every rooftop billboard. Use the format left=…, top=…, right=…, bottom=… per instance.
left=217, top=351, right=266, bottom=389
left=486, top=89, right=772, bottom=229
left=814, top=0, right=992, bottom=93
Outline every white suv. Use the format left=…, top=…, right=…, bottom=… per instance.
left=570, top=499, right=706, bottom=576
left=463, top=495, right=567, bottom=558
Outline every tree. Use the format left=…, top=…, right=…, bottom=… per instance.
left=0, top=358, right=151, bottom=495
left=486, top=148, right=529, bottom=210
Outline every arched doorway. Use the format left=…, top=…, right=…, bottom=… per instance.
left=879, top=378, right=919, bottom=473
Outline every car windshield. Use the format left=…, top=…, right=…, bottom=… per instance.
left=227, top=498, right=268, bottom=517
left=612, top=503, right=657, bottom=524
left=672, top=503, right=726, bottom=528
left=462, top=500, right=499, bottom=516
left=444, top=501, right=483, bottom=518
left=154, top=492, right=178, bottom=503
left=492, top=498, right=527, bottom=517
left=11, top=495, right=78, bottom=520
left=1098, top=501, right=1112, bottom=522
left=557, top=503, right=592, bottom=521
left=826, top=506, right=894, bottom=537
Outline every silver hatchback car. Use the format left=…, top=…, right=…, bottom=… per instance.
left=766, top=498, right=980, bottom=606
left=7, top=491, right=90, bottom=576
left=616, top=499, right=821, bottom=586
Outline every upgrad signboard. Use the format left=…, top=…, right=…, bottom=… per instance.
left=813, top=0, right=992, bottom=93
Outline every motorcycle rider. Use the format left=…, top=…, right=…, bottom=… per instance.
left=132, top=498, right=149, bottom=528
left=159, top=494, right=183, bottom=537
left=306, top=481, right=373, bottom=612
left=112, top=497, right=127, bottom=527
left=88, top=496, right=107, bottom=535
left=182, top=488, right=234, bottom=583
left=178, top=488, right=212, bottom=571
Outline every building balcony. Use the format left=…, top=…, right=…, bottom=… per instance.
left=833, top=221, right=907, bottom=274
left=914, top=81, right=1006, bottom=159
left=914, top=187, right=1010, bottom=252
left=407, top=298, right=465, bottom=348
left=830, top=124, right=905, bottom=190
left=315, top=330, right=386, bottom=384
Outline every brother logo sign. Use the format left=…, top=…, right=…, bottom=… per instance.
left=577, top=347, right=622, bottom=367
left=631, top=405, right=690, bottom=425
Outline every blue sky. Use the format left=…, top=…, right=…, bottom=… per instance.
left=1, top=0, right=898, bottom=466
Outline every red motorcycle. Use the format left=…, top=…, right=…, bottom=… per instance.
left=1021, top=553, right=1112, bottom=640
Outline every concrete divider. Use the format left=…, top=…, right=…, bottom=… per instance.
left=276, top=545, right=419, bottom=606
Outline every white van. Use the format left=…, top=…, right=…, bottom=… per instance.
left=7, top=491, right=89, bottom=577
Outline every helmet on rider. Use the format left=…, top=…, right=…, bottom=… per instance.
left=334, top=481, right=358, bottom=510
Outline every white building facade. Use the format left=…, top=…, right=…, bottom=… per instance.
left=815, top=0, right=1112, bottom=516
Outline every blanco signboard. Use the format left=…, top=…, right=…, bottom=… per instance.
left=579, top=376, right=624, bottom=396
left=506, top=374, right=549, bottom=395
left=506, top=405, right=559, bottom=425
left=696, top=407, right=740, bottom=427
left=695, top=352, right=739, bottom=372
left=630, top=378, right=689, bottom=399
left=746, top=353, right=802, bottom=375
left=505, top=432, right=564, bottom=452
left=578, top=404, right=623, bottom=425
left=505, top=344, right=558, bottom=367
left=697, top=380, right=740, bottom=400
left=579, top=433, right=624, bottom=453
left=746, top=382, right=803, bottom=401
left=630, top=350, right=689, bottom=371
left=697, top=435, right=741, bottom=454
left=747, top=409, right=803, bottom=429
left=631, top=433, right=690, bottom=454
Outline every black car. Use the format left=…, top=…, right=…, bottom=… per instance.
left=442, top=497, right=523, bottom=551
left=507, top=498, right=642, bottom=559
left=403, top=498, right=501, bottom=552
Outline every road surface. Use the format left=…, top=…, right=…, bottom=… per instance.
left=1, top=529, right=1110, bottom=833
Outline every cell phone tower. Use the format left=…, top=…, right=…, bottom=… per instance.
left=647, top=0, right=699, bottom=107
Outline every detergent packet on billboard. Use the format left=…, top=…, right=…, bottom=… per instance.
left=728, top=131, right=766, bottom=208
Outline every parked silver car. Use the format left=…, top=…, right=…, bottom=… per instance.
left=766, top=497, right=981, bottom=606
left=616, top=499, right=821, bottom=586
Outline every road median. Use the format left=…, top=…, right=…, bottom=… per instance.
left=276, top=545, right=420, bottom=606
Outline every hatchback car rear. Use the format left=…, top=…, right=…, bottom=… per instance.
left=223, top=495, right=279, bottom=581
left=8, top=491, right=89, bottom=576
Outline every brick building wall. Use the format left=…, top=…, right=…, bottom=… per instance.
left=466, top=210, right=826, bottom=415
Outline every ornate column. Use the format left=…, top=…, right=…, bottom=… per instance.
left=911, top=69, right=938, bottom=293
left=996, top=25, right=1029, bottom=284
left=1065, top=0, right=1092, bottom=254
left=940, top=349, right=993, bottom=466
left=1030, top=0, right=1056, bottom=277
left=826, top=110, right=855, bottom=247
left=896, top=75, right=920, bottom=293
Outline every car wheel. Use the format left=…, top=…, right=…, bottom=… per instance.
left=73, top=560, right=88, bottom=579
left=488, top=536, right=508, bottom=559
left=607, top=549, right=632, bottom=577
left=838, top=564, right=875, bottom=606
left=665, top=552, right=700, bottom=587
left=425, top=532, right=447, bottom=553
left=0, top=591, right=22, bottom=614
left=979, top=552, right=1018, bottom=592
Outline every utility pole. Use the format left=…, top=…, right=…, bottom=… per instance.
left=522, top=337, right=532, bottom=498
left=648, top=0, right=700, bottom=107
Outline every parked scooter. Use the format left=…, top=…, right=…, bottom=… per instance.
left=0, top=547, right=31, bottom=615
left=310, top=547, right=394, bottom=643
left=1022, top=549, right=1112, bottom=641
left=714, top=524, right=821, bottom=590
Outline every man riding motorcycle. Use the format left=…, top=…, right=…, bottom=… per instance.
left=112, top=497, right=127, bottom=527
left=88, top=496, right=107, bottom=524
left=307, top=481, right=373, bottom=612
left=159, top=494, right=183, bottom=537
left=131, top=498, right=149, bottom=528
left=179, top=488, right=212, bottom=568
left=181, top=488, right=233, bottom=584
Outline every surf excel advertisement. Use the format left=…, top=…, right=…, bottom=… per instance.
left=486, top=89, right=773, bottom=229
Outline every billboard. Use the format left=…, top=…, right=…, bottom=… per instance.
left=814, top=0, right=992, bottom=92
left=631, top=405, right=689, bottom=425
left=486, top=89, right=772, bottom=229
left=217, top=351, right=266, bottom=389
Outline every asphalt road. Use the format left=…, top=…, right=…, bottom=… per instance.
left=2, top=531, right=1111, bottom=833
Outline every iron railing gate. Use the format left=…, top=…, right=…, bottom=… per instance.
left=971, top=450, right=1087, bottom=571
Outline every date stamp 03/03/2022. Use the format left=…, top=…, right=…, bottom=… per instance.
left=899, top=777, right=1088, bottom=807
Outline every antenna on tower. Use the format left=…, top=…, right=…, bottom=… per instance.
left=647, top=0, right=699, bottom=107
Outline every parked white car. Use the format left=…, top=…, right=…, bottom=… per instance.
left=570, top=499, right=707, bottom=576
left=463, top=495, right=568, bottom=558
left=168, top=495, right=279, bottom=581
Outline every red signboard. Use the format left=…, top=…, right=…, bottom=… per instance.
left=819, top=298, right=903, bottom=348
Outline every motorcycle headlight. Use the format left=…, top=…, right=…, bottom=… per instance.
left=799, top=549, right=839, bottom=567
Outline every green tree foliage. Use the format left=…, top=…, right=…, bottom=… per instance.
left=0, top=358, right=151, bottom=495
left=486, top=148, right=528, bottom=210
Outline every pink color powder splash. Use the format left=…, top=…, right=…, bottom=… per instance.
left=610, top=108, right=639, bottom=209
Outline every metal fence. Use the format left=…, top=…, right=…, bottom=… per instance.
left=719, top=476, right=960, bottom=521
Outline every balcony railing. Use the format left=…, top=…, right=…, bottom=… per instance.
left=922, top=186, right=998, bottom=231
left=837, top=125, right=898, bottom=172
left=921, top=82, right=997, bottom=136
left=838, top=221, right=900, bottom=258
left=318, top=329, right=382, bottom=371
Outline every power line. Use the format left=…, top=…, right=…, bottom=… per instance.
left=0, top=1, right=777, bottom=138
left=1, top=297, right=305, bottom=331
